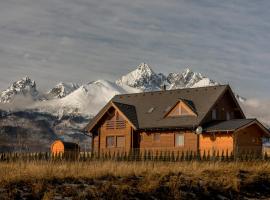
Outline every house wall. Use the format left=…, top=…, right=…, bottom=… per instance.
left=234, top=124, right=263, bottom=155
left=200, top=132, right=234, bottom=155
left=93, top=109, right=132, bottom=153
left=203, top=90, right=244, bottom=123
left=139, top=130, right=197, bottom=152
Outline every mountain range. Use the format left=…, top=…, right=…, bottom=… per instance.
left=0, top=63, right=248, bottom=152
left=0, top=63, right=244, bottom=117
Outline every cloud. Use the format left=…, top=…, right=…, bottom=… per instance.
left=241, top=99, right=270, bottom=127
left=0, top=0, right=269, bottom=99
left=0, top=94, right=36, bottom=111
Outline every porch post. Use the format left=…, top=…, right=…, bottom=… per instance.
left=197, top=134, right=200, bottom=158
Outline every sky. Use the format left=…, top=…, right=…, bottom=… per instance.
left=0, top=0, right=269, bottom=98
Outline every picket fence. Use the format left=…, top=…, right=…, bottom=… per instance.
left=0, top=149, right=269, bottom=162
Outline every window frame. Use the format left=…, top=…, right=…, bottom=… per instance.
left=106, top=136, right=115, bottom=148
left=175, top=133, right=185, bottom=147
left=116, top=136, right=125, bottom=148
left=212, top=109, right=217, bottom=120
left=226, top=111, right=230, bottom=120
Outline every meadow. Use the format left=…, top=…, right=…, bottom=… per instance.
left=1, top=160, right=270, bottom=199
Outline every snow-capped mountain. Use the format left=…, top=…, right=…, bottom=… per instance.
left=46, top=82, right=80, bottom=99
left=35, top=80, right=141, bottom=118
left=116, top=63, right=218, bottom=91
left=0, top=76, right=39, bottom=103
left=0, top=63, right=245, bottom=117
left=167, top=68, right=218, bottom=89
left=116, top=63, right=167, bottom=91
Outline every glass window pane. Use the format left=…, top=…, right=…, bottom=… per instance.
left=212, top=109, right=217, bottom=120
left=116, top=136, right=125, bottom=148
left=175, top=133, right=184, bottom=147
left=106, top=136, right=115, bottom=148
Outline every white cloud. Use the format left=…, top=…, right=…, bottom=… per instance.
left=241, top=99, right=270, bottom=127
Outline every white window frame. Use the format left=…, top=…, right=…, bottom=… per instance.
left=175, top=133, right=185, bottom=147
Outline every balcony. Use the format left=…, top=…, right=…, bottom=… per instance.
left=105, top=120, right=126, bottom=129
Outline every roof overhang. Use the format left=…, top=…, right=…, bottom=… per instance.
left=204, top=119, right=270, bottom=137
left=84, top=101, right=137, bottom=133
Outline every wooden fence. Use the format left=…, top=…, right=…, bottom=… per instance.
left=0, top=149, right=269, bottom=162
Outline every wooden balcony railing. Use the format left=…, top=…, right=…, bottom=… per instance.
left=105, top=120, right=126, bottom=129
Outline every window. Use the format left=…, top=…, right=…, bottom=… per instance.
left=116, top=136, right=125, bottom=148
left=166, top=101, right=196, bottom=117
left=106, top=136, right=115, bottom=148
left=175, top=133, right=184, bottom=147
left=153, top=133, right=160, bottom=142
left=212, top=109, right=217, bottom=120
left=226, top=112, right=230, bottom=120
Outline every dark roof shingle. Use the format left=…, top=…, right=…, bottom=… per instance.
left=112, top=85, right=229, bottom=129
left=203, top=119, right=256, bottom=132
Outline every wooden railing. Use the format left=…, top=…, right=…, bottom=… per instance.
left=105, top=120, right=126, bottom=129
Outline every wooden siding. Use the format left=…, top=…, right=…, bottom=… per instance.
left=203, top=90, right=244, bottom=123
left=93, top=108, right=132, bottom=153
left=200, top=132, right=234, bottom=155
left=234, top=124, right=263, bottom=155
left=165, top=101, right=196, bottom=118
left=139, top=131, right=197, bottom=152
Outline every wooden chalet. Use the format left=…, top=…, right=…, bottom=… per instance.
left=85, top=85, right=270, bottom=156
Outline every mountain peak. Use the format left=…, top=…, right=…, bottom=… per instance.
left=137, top=63, right=153, bottom=73
left=167, top=68, right=217, bottom=89
left=47, top=82, right=80, bottom=99
left=0, top=76, right=39, bottom=103
left=116, top=63, right=166, bottom=91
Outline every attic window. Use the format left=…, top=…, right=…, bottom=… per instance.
left=147, top=107, right=155, bottom=113
left=212, top=109, right=217, bottom=120
left=165, top=101, right=196, bottom=118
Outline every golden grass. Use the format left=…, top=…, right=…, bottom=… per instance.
left=1, top=161, right=270, bottom=199
left=1, top=161, right=270, bottom=186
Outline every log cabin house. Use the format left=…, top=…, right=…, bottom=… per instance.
left=84, top=85, right=270, bottom=157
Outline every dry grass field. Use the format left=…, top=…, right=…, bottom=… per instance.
left=1, top=161, right=270, bottom=199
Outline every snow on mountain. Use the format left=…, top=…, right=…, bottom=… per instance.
left=167, top=68, right=218, bottom=89
left=0, top=76, right=39, bottom=103
left=116, top=64, right=218, bottom=91
left=35, top=80, right=141, bottom=117
left=116, top=63, right=167, bottom=91
left=47, top=82, right=80, bottom=99
left=0, top=63, right=246, bottom=117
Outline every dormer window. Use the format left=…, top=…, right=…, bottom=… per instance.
left=212, top=109, right=217, bottom=120
left=164, top=100, right=197, bottom=118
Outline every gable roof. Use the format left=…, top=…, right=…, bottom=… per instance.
left=85, top=85, right=243, bottom=132
left=163, top=99, right=197, bottom=118
left=85, top=101, right=138, bottom=132
left=204, top=119, right=256, bottom=132
left=204, top=119, right=270, bottom=136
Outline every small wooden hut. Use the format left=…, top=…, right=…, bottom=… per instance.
left=51, top=140, right=80, bottom=159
